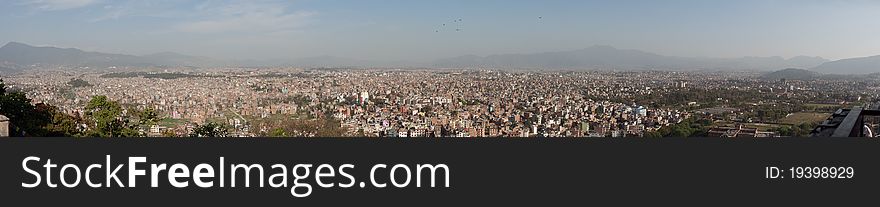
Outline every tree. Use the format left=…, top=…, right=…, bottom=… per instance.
left=650, top=118, right=712, bottom=137
left=161, top=129, right=178, bottom=137
left=67, top=78, right=92, bottom=88
left=137, top=107, right=160, bottom=127
left=0, top=79, right=52, bottom=136
left=36, top=103, right=83, bottom=137
left=269, top=128, right=287, bottom=137
left=1, top=93, right=51, bottom=136
left=84, top=96, right=141, bottom=137
left=190, top=122, right=229, bottom=137
left=777, top=126, right=793, bottom=136
left=644, top=129, right=662, bottom=138
left=315, top=118, right=346, bottom=137
left=0, top=78, right=88, bottom=137
left=119, top=107, right=165, bottom=137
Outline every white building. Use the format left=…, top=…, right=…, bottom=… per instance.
left=359, top=91, right=370, bottom=104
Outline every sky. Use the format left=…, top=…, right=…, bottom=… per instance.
left=2, top=0, right=880, bottom=61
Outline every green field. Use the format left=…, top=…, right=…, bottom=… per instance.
left=158, top=118, right=188, bottom=127
left=802, top=103, right=842, bottom=112
left=778, top=112, right=829, bottom=125
left=803, top=103, right=840, bottom=108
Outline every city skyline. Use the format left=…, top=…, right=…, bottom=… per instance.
left=1, top=0, right=880, bottom=138
left=3, top=67, right=878, bottom=138
left=3, top=0, right=880, bottom=61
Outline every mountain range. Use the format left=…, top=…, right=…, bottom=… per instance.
left=812, top=55, right=880, bottom=74
left=759, top=68, right=822, bottom=80
left=0, top=42, right=390, bottom=70
left=0, top=42, right=218, bottom=70
left=432, top=45, right=828, bottom=71
left=1, top=41, right=878, bottom=74
left=759, top=68, right=880, bottom=80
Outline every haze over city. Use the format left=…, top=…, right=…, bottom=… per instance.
left=3, top=0, right=880, bottom=62
left=1, top=0, right=879, bottom=138
left=2, top=3, right=880, bottom=205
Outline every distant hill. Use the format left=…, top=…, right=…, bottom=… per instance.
left=760, top=68, right=820, bottom=80
left=286, top=55, right=376, bottom=68
left=140, top=52, right=219, bottom=67
left=0, top=42, right=147, bottom=67
left=229, top=56, right=369, bottom=68
left=435, top=45, right=674, bottom=69
left=811, top=55, right=880, bottom=74
left=0, top=61, right=22, bottom=73
left=0, top=42, right=220, bottom=68
left=787, top=56, right=829, bottom=68
left=433, top=45, right=828, bottom=70
left=0, top=41, right=836, bottom=70
left=231, top=55, right=418, bottom=68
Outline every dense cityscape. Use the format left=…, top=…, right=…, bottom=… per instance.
left=2, top=67, right=878, bottom=137
left=5, top=2, right=880, bottom=206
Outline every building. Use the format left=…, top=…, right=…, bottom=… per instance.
left=635, top=106, right=647, bottom=117
left=359, top=91, right=370, bottom=105
left=677, top=80, right=688, bottom=88
left=0, top=115, right=8, bottom=137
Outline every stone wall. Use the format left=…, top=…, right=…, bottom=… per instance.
left=0, top=115, right=9, bottom=137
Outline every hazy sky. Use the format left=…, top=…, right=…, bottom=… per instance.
left=2, top=0, right=880, bottom=61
